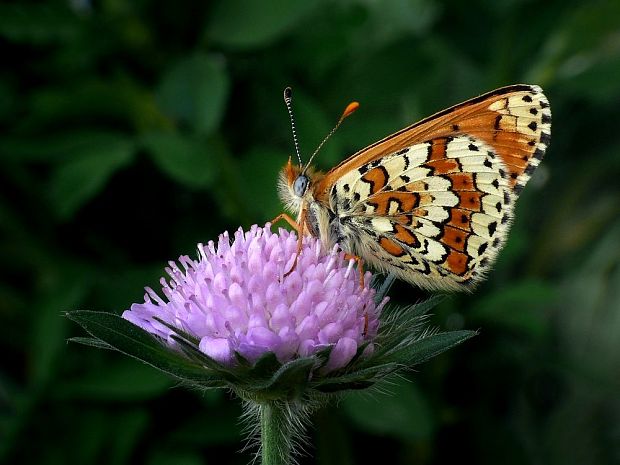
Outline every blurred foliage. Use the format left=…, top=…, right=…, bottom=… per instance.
left=1, top=0, right=619, bottom=464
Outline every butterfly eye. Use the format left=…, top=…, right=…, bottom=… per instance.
left=293, top=175, right=310, bottom=196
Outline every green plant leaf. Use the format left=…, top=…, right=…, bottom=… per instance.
left=469, top=280, right=555, bottom=337
left=0, top=4, right=79, bottom=44
left=31, top=280, right=87, bottom=387
left=238, top=146, right=286, bottom=221
left=377, top=330, right=477, bottom=367
left=206, top=0, right=318, bottom=49
left=342, top=377, right=435, bottom=440
left=58, top=359, right=172, bottom=400
left=157, top=53, right=229, bottom=135
left=1, top=131, right=134, bottom=164
left=312, top=364, right=394, bottom=393
left=65, top=310, right=224, bottom=387
left=49, top=137, right=135, bottom=219
left=141, top=132, right=220, bottom=188
left=68, top=337, right=114, bottom=350
left=252, top=357, right=316, bottom=400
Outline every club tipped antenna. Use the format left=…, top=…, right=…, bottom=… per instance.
left=301, top=100, right=359, bottom=175
left=283, top=87, right=303, bottom=166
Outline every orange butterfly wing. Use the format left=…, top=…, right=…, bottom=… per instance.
left=314, top=84, right=550, bottom=198
left=309, top=85, right=550, bottom=290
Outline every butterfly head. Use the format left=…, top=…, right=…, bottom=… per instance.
left=279, top=87, right=359, bottom=216
left=278, top=157, right=317, bottom=214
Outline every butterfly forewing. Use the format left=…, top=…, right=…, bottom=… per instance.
left=315, top=85, right=551, bottom=197
left=313, top=84, right=550, bottom=291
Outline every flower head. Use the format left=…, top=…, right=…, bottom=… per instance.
left=123, top=225, right=386, bottom=372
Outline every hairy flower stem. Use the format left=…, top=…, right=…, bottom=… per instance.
left=260, top=402, right=291, bottom=465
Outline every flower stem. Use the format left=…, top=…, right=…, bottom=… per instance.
left=260, top=402, right=291, bottom=465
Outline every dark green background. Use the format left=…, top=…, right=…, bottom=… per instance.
left=1, top=1, right=619, bottom=464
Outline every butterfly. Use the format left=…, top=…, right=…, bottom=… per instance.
left=276, top=85, right=551, bottom=291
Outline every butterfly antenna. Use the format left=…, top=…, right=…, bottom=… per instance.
left=283, top=87, right=303, bottom=167
left=301, top=100, right=359, bottom=175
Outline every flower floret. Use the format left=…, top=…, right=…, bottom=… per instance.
left=122, top=225, right=386, bottom=372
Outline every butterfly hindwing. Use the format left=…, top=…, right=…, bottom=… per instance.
left=329, top=134, right=516, bottom=290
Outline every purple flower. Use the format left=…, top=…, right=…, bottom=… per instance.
left=122, top=225, right=387, bottom=372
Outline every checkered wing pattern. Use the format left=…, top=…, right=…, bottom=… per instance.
left=318, top=85, right=551, bottom=290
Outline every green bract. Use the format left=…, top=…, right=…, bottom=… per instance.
left=67, top=294, right=475, bottom=403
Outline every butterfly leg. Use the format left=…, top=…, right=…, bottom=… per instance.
left=269, top=212, right=301, bottom=232
left=282, top=205, right=308, bottom=277
left=344, top=252, right=365, bottom=288
left=270, top=208, right=308, bottom=277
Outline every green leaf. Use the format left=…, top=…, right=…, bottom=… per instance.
left=312, top=365, right=395, bottom=393
left=469, top=280, right=555, bottom=337
left=157, top=53, right=229, bottom=135
left=0, top=4, right=79, bottom=44
left=206, top=0, right=318, bottom=49
left=248, top=352, right=281, bottom=378
left=252, top=357, right=316, bottom=400
left=377, top=330, right=477, bottom=367
left=109, top=410, right=150, bottom=465
left=342, top=377, right=435, bottom=440
left=49, top=137, right=135, bottom=219
left=238, top=146, right=287, bottom=221
left=31, top=279, right=88, bottom=386
left=65, top=310, right=224, bottom=387
left=141, top=132, right=220, bottom=188
left=59, top=359, right=172, bottom=400
left=0, top=131, right=134, bottom=164
left=68, top=337, right=114, bottom=350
